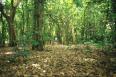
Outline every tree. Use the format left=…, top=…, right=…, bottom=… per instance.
left=0, top=1, right=6, bottom=47
left=111, top=0, right=116, bottom=48
left=32, top=0, right=45, bottom=51
left=1, top=0, right=22, bottom=47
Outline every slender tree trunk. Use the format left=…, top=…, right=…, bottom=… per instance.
left=0, top=4, right=5, bottom=47
left=111, top=0, right=116, bottom=48
left=1, top=16, right=6, bottom=47
left=56, top=29, right=62, bottom=44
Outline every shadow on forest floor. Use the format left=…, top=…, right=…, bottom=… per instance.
left=0, top=44, right=115, bottom=77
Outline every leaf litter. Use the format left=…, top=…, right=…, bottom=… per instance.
left=0, top=44, right=111, bottom=77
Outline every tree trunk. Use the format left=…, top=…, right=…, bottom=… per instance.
left=1, top=0, right=21, bottom=47
left=1, top=16, right=6, bottom=47
left=111, top=0, right=116, bottom=48
left=32, top=0, right=45, bottom=51
left=7, top=19, right=16, bottom=46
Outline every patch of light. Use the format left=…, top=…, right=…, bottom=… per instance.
left=0, top=0, right=5, bottom=5
left=60, top=0, right=64, bottom=4
left=5, top=52, right=15, bottom=55
left=32, top=63, right=40, bottom=67
left=43, top=70, right=46, bottom=73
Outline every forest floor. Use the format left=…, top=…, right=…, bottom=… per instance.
left=0, top=44, right=115, bottom=77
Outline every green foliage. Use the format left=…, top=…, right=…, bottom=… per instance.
left=1, top=0, right=112, bottom=47
left=9, top=50, right=30, bottom=62
left=43, top=33, right=52, bottom=41
left=91, top=0, right=104, bottom=3
left=15, top=50, right=30, bottom=58
left=73, top=0, right=82, bottom=7
left=32, top=40, right=39, bottom=46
